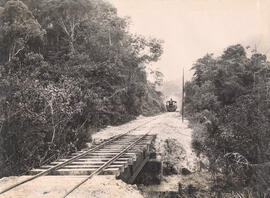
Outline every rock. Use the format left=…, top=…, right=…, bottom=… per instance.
left=187, top=184, right=197, bottom=194
left=149, top=152, right=156, bottom=159
left=178, top=182, right=183, bottom=195
left=181, top=167, right=191, bottom=175
left=163, top=162, right=178, bottom=175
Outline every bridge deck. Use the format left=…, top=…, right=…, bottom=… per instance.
left=29, top=135, right=156, bottom=184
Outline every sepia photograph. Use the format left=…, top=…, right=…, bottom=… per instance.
left=0, top=0, right=269, bottom=197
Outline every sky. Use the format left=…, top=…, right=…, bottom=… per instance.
left=108, top=0, right=270, bottom=82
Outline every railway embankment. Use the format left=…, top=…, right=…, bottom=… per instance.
left=93, top=112, right=205, bottom=197
left=0, top=112, right=206, bottom=198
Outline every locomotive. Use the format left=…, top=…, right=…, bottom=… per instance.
left=166, top=98, right=177, bottom=112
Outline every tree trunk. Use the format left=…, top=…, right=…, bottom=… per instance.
left=69, top=40, right=75, bottom=54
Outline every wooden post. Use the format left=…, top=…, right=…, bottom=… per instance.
left=182, top=68, right=184, bottom=122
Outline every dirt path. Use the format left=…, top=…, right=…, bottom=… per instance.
left=0, top=112, right=199, bottom=198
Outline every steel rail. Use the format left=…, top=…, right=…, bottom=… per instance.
left=0, top=118, right=156, bottom=195
left=62, top=133, right=149, bottom=198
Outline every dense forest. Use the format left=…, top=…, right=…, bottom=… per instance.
left=185, top=44, right=270, bottom=194
left=0, top=0, right=164, bottom=177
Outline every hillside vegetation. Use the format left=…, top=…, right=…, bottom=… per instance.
left=0, top=0, right=164, bottom=177
left=185, top=44, right=270, bottom=195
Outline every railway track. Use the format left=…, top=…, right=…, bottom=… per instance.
left=0, top=118, right=156, bottom=197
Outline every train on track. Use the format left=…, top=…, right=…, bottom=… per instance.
left=166, top=98, right=177, bottom=112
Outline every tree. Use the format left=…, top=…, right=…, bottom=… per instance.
left=0, top=0, right=163, bottom=177
left=41, top=0, right=92, bottom=54
left=0, top=0, right=165, bottom=178
left=0, top=0, right=44, bottom=63
left=185, top=44, right=270, bottom=191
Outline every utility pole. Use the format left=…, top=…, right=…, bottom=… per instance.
left=182, top=67, right=184, bottom=122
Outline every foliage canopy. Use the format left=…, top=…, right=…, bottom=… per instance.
left=0, top=0, right=164, bottom=177
left=185, top=44, right=270, bottom=192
